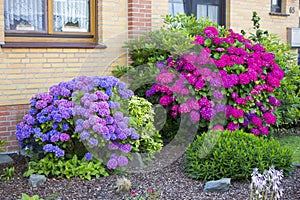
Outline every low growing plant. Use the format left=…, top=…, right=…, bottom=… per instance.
left=184, top=129, right=294, bottom=181
left=21, top=193, right=43, bottom=200
left=24, top=154, right=108, bottom=180
left=128, top=185, right=161, bottom=200
left=0, top=166, right=14, bottom=181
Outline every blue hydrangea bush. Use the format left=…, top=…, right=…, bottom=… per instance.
left=16, top=75, right=160, bottom=172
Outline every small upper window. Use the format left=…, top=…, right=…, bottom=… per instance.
left=271, top=0, right=282, bottom=13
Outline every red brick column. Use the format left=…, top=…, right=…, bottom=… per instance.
left=0, top=104, right=29, bottom=152
left=128, top=0, right=152, bottom=38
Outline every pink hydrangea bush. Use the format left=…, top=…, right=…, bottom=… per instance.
left=147, top=27, right=284, bottom=135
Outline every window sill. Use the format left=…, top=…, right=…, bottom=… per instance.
left=269, top=12, right=290, bottom=16
left=1, top=42, right=107, bottom=49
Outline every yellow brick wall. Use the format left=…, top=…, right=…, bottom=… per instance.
left=0, top=0, right=128, bottom=106
left=152, top=0, right=169, bottom=30
left=227, top=0, right=299, bottom=42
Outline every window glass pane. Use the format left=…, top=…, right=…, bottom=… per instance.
left=197, top=4, right=219, bottom=24
left=197, top=4, right=207, bottom=20
left=53, top=0, right=90, bottom=32
left=4, top=0, right=46, bottom=32
left=173, top=3, right=184, bottom=14
left=168, top=3, right=174, bottom=15
left=272, top=0, right=278, bottom=6
left=168, top=0, right=184, bottom=15
left=208, top=5, right=219, bottom=24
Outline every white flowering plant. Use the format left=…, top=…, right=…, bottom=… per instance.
left=250, top=166, right=284, bottom=200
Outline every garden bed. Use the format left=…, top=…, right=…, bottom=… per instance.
left=0, top=154, right=299, bottom=200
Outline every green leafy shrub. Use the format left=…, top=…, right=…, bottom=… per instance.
left=242, top=12, right=300, bottom=128
left=125, top=28, right=193, bottom=68
left=184, top=129, right=294, bottom=181
left=128, top=96, right=163, bottom=153
left=24, top=154, right=108, bottom=180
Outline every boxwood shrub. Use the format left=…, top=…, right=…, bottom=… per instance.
left=184, top=130, right=294, bottom=181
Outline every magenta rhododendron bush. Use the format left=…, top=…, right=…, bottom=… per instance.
left=147, top=27, right=283, bottom=135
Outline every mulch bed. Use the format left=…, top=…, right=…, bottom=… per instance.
left=0, top=154, right=299, bottom=200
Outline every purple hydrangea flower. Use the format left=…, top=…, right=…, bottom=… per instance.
left=117, top=132, right=127, bottom=140
left=85, top=152, right=93, bottom=161
left=108, top=142, right=119, bottom=150
left=131, top=133, right=140, bottom=140
left=119, top=143, right=132, bottom=153
left=80, top=130, right=90, bottom=140
left=88, top=138, right=98, bottom=147
left=212, top=90, right=223, bottom=100
left=62, top=123, right=69, bottom=131
left=118, top=156, right=128, bottom=167
left=200, top=106, right=216, bottom=120
left=35, top=100, right=48, bottom=109
left=50, top=133, right=60, bottom=142
left=107, top=158, right=118, bottom=170
left=190, top=110, right=200, bottom=122
left=60, top=133, right=70, bottom=142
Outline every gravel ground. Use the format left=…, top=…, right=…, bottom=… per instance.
left=0, top=154, right=299, bottom=200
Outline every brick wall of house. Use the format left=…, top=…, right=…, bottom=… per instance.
left=128, top=0, right=152, bottom=37
left=0, top=105, right=28, bottom=152
left=0, top=0, right=130, bottom=152
left=228, top=0, right=299, bottom=42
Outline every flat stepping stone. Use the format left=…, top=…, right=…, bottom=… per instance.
left=0, top=154, right=14, bottom=164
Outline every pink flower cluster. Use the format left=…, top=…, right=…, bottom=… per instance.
left=147, top=26, right=284, bottom=136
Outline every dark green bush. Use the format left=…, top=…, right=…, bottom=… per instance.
left=184, top=130, right=294, bottom=181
